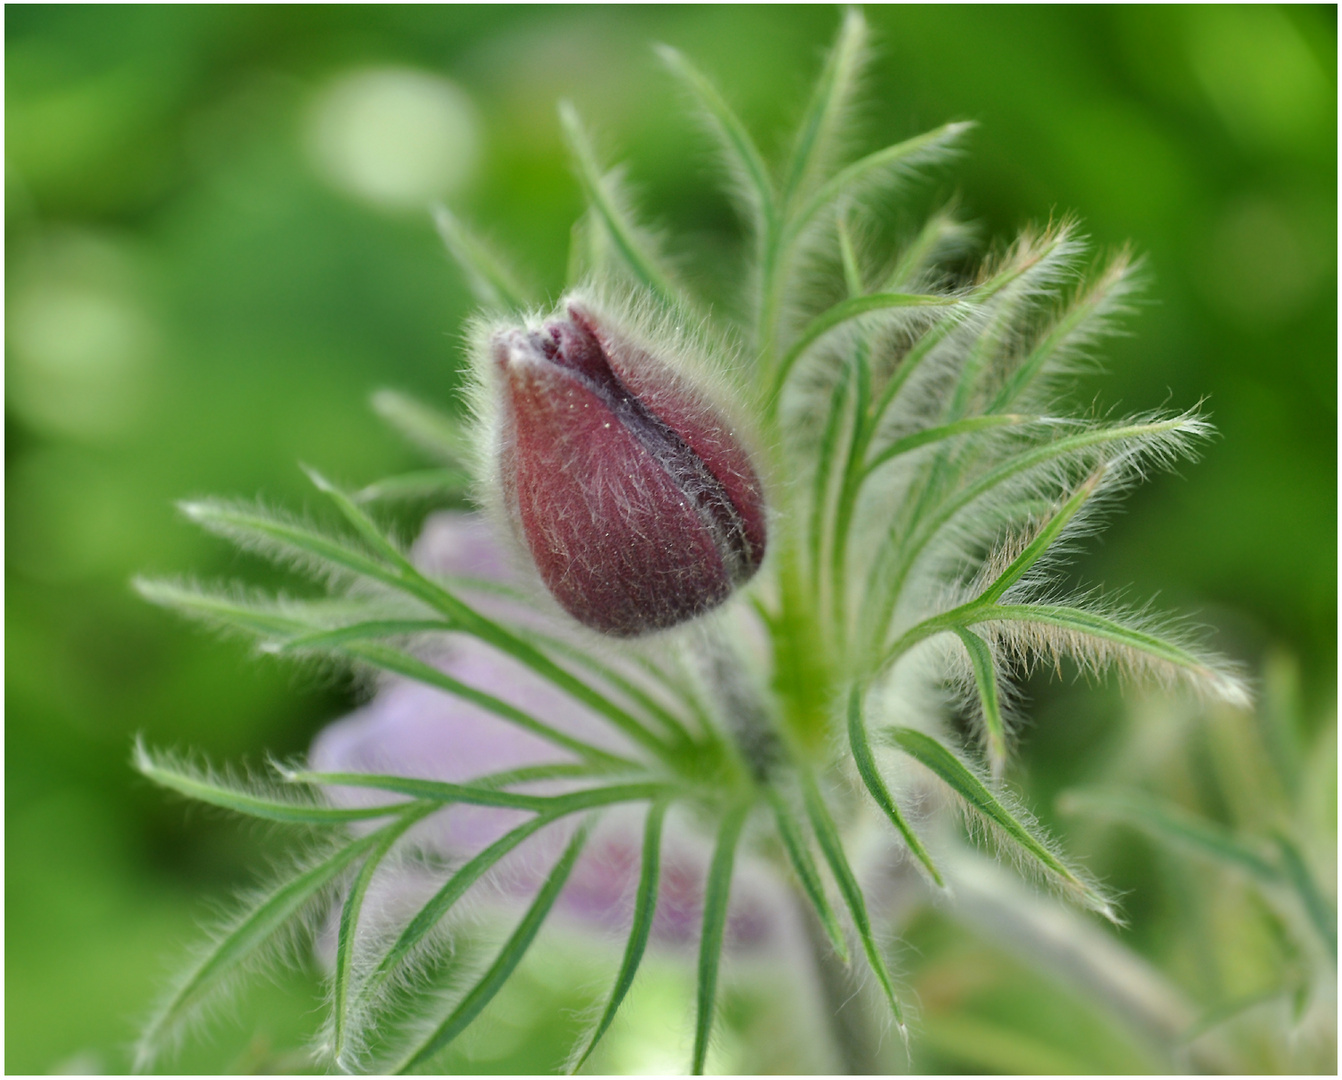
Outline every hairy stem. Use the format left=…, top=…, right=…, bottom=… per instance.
left=798, top=889, right=883, bottom=1074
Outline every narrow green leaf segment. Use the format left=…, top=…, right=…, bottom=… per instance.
left=863, top=414, right=1032, bottom=477
left=770, top=291, right=960, bottom=407
left=887, top=728, right=1115, bottom=921
left=977, top=468, right=1102, bottom=604
left=558, top=102, right=683, bottom=310
left=178, top=499, right=396, bottom=585
left=332, top=803, right=439, bottom=1068
left=779, top=7, right=864, bottom=207
left=571, top=800, right=670, bottom=1073
left=790, top=120, right=974, bottom=241
left=801, top=774, right=909, bottom=1049
left=272, top=619, right=455, bottom=653
left=845, top=689, right=943, bottom=885
left=766, top=789, right=848, bottom=961
left=952, top=628, right=1009, bottom=779
left=355, top=468, right=470, bottom=504
left=1273, top=832, right=1338, bottom=961
left=432, top=203, right=534, bottom=311
left=397, top=819, right=595, bottom=1072
left=1058, top=787, right=1280, bottom=883
left=656, top=45, right=776, bottom=238
left=807, top=353, right=854, bottom=591
left=988, top=605, right=1214, bottom=673
left=366, top=815, right=555, bottom=1006
left=692, top=802, right=750, bottom=1075
left=460, top=761, right=628, bottom=790
left=836, top=211, right=864, bottom=296
left=134, top=745, right=413, bottom=825
left=135, top=818, right=410, bottom=1070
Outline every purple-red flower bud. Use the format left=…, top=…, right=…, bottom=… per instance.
left=491, top=301, right=767, bottom=637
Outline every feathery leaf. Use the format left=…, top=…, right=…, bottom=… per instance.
left=977, top=603, right=1249, bottom=707
left=780, top=8, right=869, bottom=208
left=952, top=628, right=1010, bottom=779
left=558, top=101, right=685, bottom=309
left=801, top=774, right=910, bottom=1045
left=846, top=688, right=944, bottom=884
left=657, top=45, right=776, bottom=241
left=330, top=805, right=438, bottom=1069
left=788, top=120, right=974, bottom=244
left=766, top=788, right=849, bottom=961
left=135, top=822, right=405, bottom=1070
left=395, top=820, right=594, bottom=1072
left=886, top=727, right=1116, bottom=921
left=135, top=743, right=414, bottom=825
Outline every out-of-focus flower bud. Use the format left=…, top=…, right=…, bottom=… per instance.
left=489, top=300, right=767, bottom=636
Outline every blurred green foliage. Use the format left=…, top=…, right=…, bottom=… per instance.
left=6, top=6, right=1334, bottom=1073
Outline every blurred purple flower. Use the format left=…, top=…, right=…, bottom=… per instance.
left=310, top=511, right=797, bottom=950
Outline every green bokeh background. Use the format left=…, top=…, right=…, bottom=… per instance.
left=6, top=5, right=1335, bottom=1073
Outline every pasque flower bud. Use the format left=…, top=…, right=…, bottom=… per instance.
left=490, top=300, right=767, bottom=636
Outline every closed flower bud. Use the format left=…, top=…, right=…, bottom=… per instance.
left=489, top=299, right=767, bottom=636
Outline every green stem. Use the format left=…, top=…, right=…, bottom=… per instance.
left=798, top=892, right=884, bottom=1074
